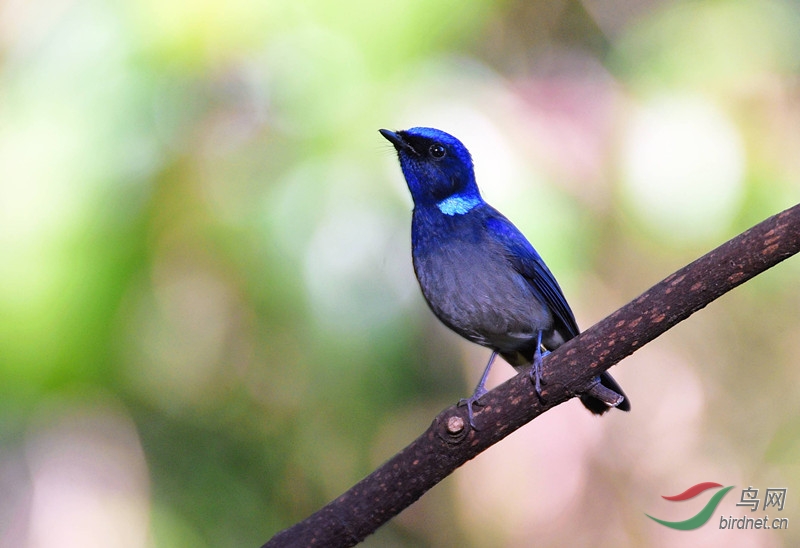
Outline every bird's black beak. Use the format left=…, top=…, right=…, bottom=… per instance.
left=379, top=129, right=418, bottom=155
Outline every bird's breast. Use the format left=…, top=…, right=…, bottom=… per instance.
left=411, top=214, right=552, bottom=352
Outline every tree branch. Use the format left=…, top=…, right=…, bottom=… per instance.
left=263, top=204, right=800, bottom=548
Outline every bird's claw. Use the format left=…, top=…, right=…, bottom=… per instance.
left=529, top=347, right=549, bottom=399
left=458, top=388, right=486, bottom=430
left=528, top=363, right=542, bottom=397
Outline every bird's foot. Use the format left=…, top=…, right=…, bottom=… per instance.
left=457, top=351, right=497, bottom=430
left=528, top=348, right=550, bottom=398
left=528, top=362, right=542, bottom=396
left=458, top=386, right=487, bottom=430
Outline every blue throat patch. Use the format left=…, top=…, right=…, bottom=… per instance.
left=436, top=194, right=481, bottom=216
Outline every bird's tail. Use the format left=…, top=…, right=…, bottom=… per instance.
left=580, top=371, right=631, bottom=415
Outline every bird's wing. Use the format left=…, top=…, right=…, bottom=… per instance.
left=484, top=212, right=580, bottom=339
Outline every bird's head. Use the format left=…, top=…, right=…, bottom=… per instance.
left=380, top=127, right=482, bottom=214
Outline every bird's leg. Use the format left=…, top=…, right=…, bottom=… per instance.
left=529, top=330, right=547, bottom=396
left=458, top=351, right=497, bottom=429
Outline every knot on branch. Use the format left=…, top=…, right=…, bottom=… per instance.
left=435, top=410, right=470, bottom=445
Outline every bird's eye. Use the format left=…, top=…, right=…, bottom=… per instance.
left=429, top=144, right=446, bottom=159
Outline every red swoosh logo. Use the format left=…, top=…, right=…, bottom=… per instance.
left=662, top=482, right=723, bottom=501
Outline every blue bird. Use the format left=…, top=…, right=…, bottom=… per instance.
left=380, top=127, right=629, bottom=426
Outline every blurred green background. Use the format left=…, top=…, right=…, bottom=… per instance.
left=1, top=0, right=799, bottom=546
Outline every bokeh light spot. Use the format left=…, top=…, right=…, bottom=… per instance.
left=621, top=95, right=745, bottom=242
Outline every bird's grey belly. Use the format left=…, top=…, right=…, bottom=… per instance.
left=413, top=244, right=552, bottom=352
